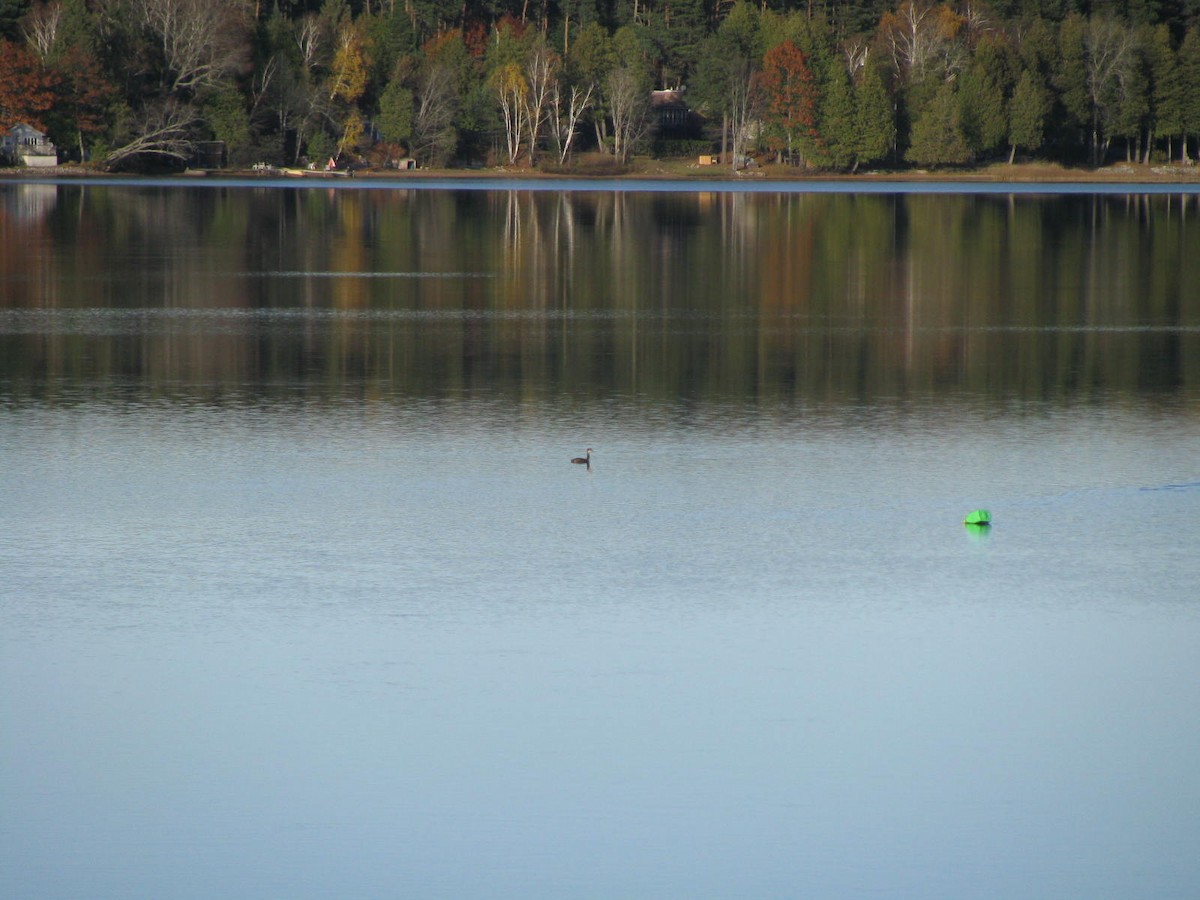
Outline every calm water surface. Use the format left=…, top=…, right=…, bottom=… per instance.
left=2, top=181, right=1199, bottom=899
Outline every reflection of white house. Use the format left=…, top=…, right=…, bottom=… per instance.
left=3, top=183, right=58, bottom=222
left=1, top=123, right=58, bottom=167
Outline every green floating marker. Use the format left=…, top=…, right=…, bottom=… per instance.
left=964, top=509, right=992, bottom=526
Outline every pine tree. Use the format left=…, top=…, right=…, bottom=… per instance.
left=1178, top=27, right=1200, bottom=163
left=906, top=80, right=970, bottom=166
left=1144, top=24, right=1182, bottom=163
left=853, top=62, right=894, bottom=169
left=818, top=63, right=856, bottom=170
left=1057, top=13, right=1090, bottom=153
left=1008, top=68, right=1050, bottom=163
left=377, top=75, right=415, bottom=146
left=0, top=0, right=29, bottom=42
left=958, top=62, right=1007, bottom=160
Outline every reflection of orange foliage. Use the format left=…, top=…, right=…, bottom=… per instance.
left=758, top=199, right=815, bottom=314
left=332, top=194, right=367, bottom=310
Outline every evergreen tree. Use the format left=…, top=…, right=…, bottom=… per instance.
left=1113, top=38, right=1150, bottom=161
left=361, top=11, right=415, bottom=101
left=1056, top=12, right=1090, bottom=152
left=377, top=71, right=415, bottom=145
left=56, top=0, right=100, bottom=57
left=1177, top=26, right=1200, bottom=162
left=1008, top=67, right=1050, bottom=162
left=643, top=0, right=705, bottom=88
left=853, top=62, right=894, bottom=168
left=1143, top=24, right=1182, bottom=162
left=818, top=63, right=857, bottom=170
left=566, top=21, right=616, bottom=149
left=0, top=0, right=29, bottom=42
left=205, top=88, right=252, bottom=164
left=1086, top=17, right=1139, bottom=165
left=906, top=79, right=970, bottom=166
left=1015, top=14, right=1056, bottom=80
left=568, top=20, right=618, bottom=88
left=973, top=32, right=1017, bottom=99
left=691, top=5, right=763, bottom=169
left=958, top=62, right=1008, bottom=160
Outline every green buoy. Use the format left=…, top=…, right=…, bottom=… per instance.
left=964, top=509, right=991, bottom=526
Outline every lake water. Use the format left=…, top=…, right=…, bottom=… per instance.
left=2, top=180, right=1199, bottom=899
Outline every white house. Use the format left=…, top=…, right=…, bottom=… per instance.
left=1, top=123, right=58, bottom=168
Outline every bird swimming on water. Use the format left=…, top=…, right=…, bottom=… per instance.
left=571, top=448, right=593, bottom=465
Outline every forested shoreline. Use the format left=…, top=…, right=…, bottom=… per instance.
left=1, top=0, right=1199, bottom=173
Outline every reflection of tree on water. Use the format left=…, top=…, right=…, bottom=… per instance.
left=2, top=185, right=1198, bottom=405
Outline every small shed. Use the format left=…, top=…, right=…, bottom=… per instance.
left=651, top=90, right=690, bottom=132
left=191, top=141, right=227, bottom=169
left=1, top=123, right=58, bottom=167
left=650, top=89, right=703, bottom=140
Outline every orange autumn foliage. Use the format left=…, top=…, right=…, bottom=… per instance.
left=0, top=40, right=60, bottom=134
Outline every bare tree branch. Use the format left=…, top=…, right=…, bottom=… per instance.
left=605, top=68, right=650, bottom=164
left=411, top=65, right=458, bottom=167
left=522, top=45, right=559, bottom=165
left=104, top=101, right=200, bottom=169
left=550, top=81, right=594, bottom=165
left=22, top=1, right=63, bottom=62
left=128, top=0, right=253, bottom=95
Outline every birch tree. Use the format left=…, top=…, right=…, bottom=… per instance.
left=1083, top=17, right=1138, bottom=165
left=605, top=66, right=650, bottom=163
left=410, top=62, right=458, bottom=166
left=549, top=80, right=593, bottom=164
left=494, top=60, right=527, bottom=164
left=21, top=0, right=64, bottom=61
left=522, top=43, right=558, bottom=165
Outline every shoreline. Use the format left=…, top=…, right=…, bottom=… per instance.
left=4, top=159, right=1200, bottom=186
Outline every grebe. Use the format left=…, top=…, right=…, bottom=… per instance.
left=571, top=448, right=593, bottom=465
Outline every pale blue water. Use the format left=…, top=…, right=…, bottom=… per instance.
left=3, top=398, right=1199, bottom=899
left=2, top=182, right=1200, bottom=899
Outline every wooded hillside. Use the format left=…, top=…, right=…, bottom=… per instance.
left=2, top=0, right=1199, bottom=171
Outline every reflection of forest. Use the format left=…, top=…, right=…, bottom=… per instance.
left=2, top=185, right=1198, bottom=404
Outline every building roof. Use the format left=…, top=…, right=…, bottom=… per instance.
left=650, top=90, right=689, bottom=111
left=5, top=123, right=49, bottom=138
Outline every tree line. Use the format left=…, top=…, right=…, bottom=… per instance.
left=1, top=0, right=1200, bottom=171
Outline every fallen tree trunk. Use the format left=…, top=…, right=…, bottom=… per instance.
left=105, top=102, right=200, bottom=171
